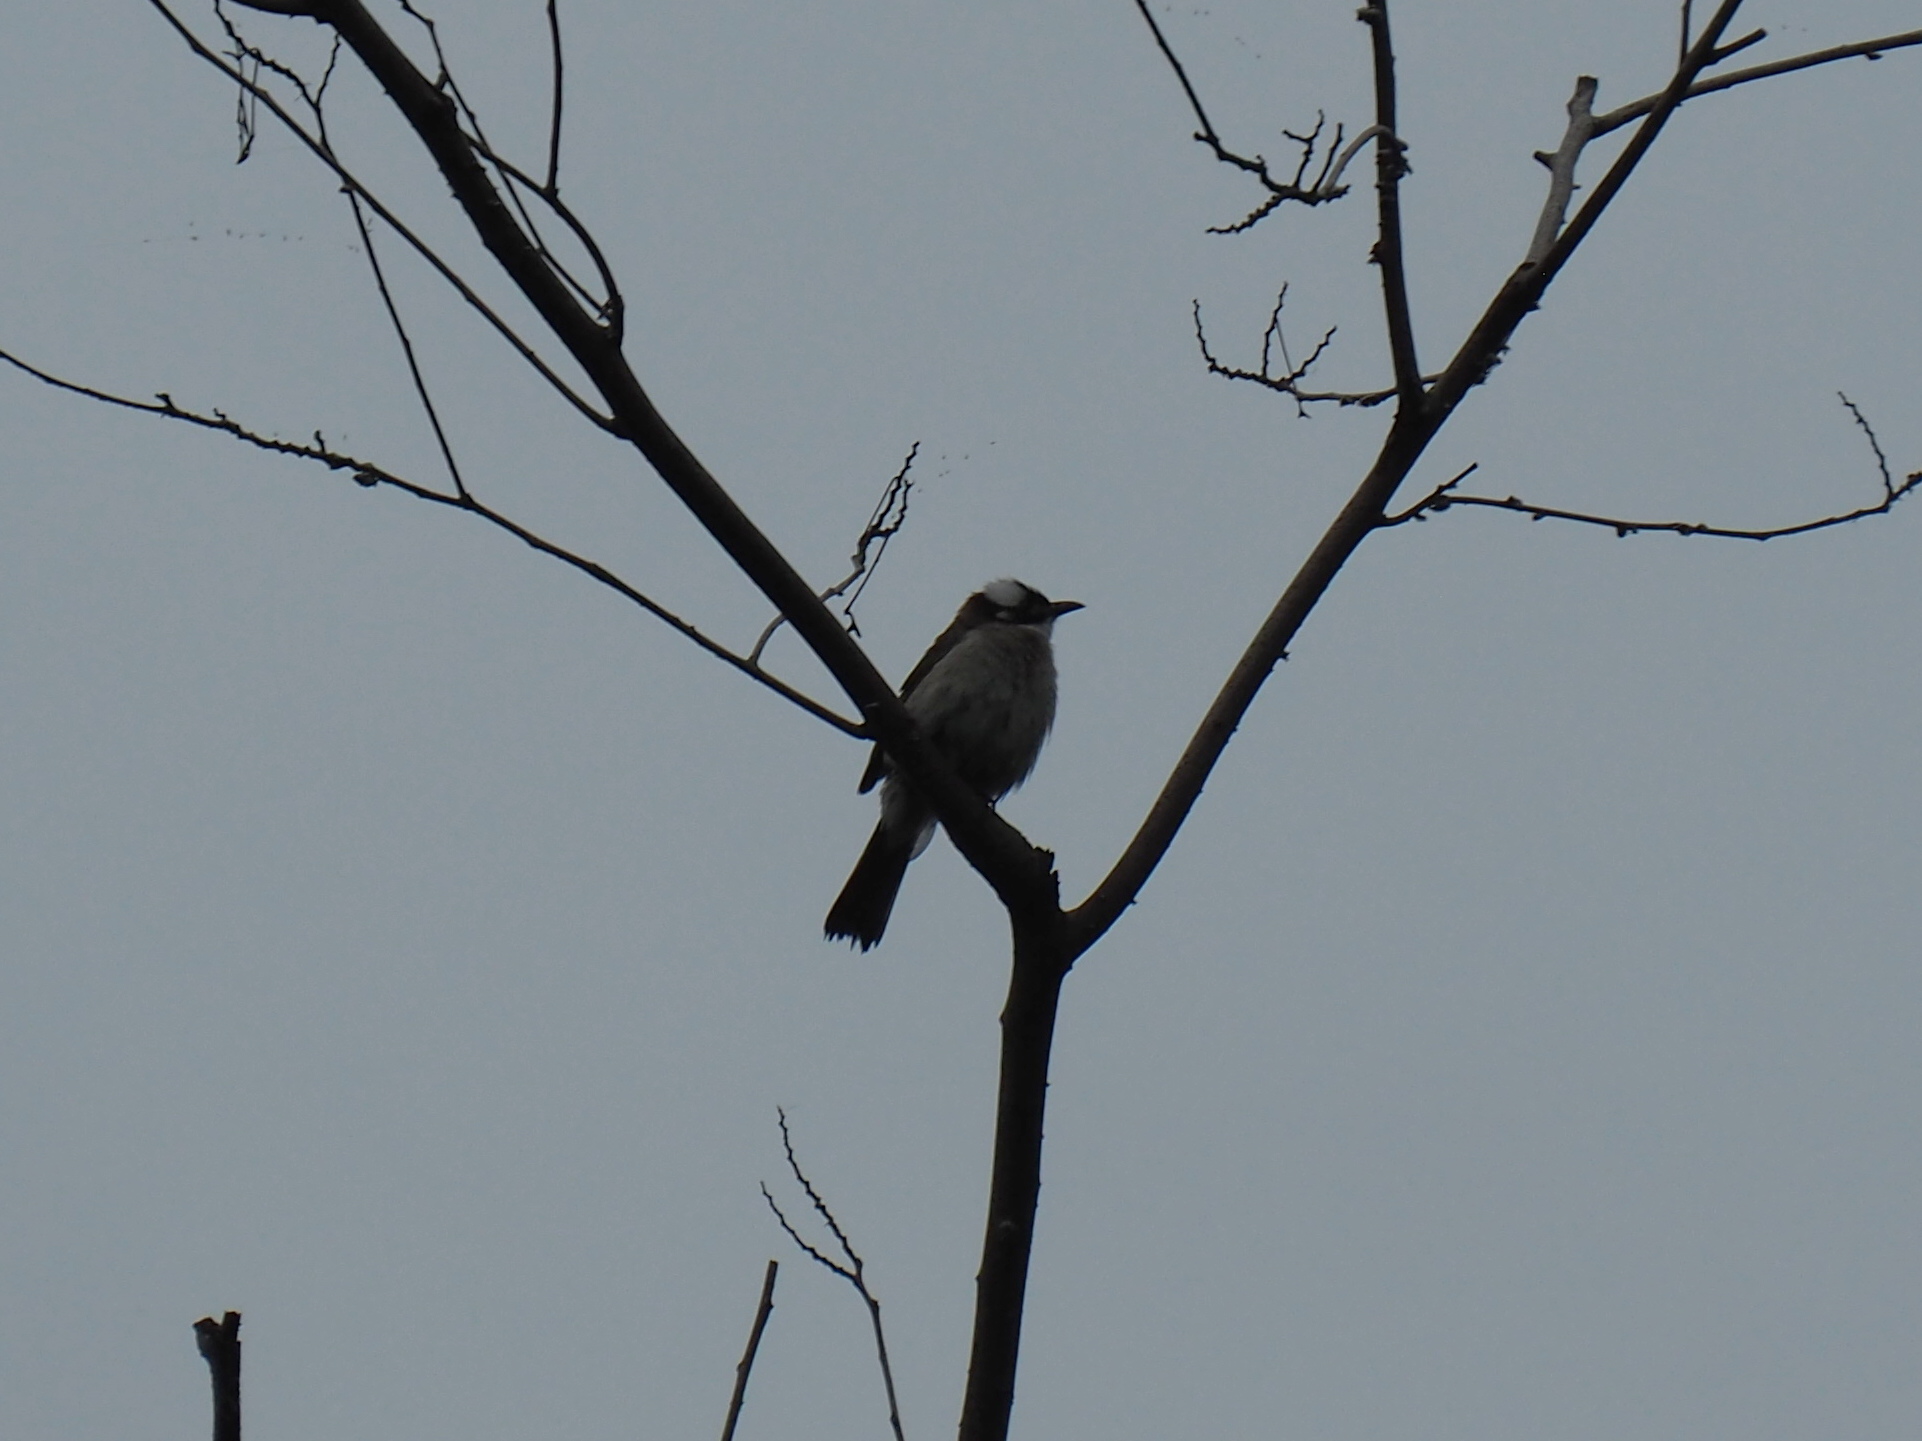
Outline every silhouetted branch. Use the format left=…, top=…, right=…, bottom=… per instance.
left=543, top=0, right=564, bottom=194
left=1194, top=289, right=1438, bottom=413
left=0, top=350, right=861, bottom=734
left=155, top=1, right=618, bottom=427
left=761, top=1110, right=907, bottom=1441
left=193, top=1311, right=242, bottom=1441
left=718, top=1260, right=779, bottom=1441
left=1132, top=0, right=1365, bottom=230
left=1387, top=398, right=1918, bottom=539
left=748, top=443, right=919, bottom=666
left=1357, top=3, right=1422, bottom=408
left=385, top=0, right=623, bottom=336
left=1594, top=28, right=1922, bottom=138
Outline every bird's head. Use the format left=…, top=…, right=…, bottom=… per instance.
left=973, top=577, right=1084, bottom=629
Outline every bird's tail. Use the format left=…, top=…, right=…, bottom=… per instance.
left=824, top=821, right=915, bottom=951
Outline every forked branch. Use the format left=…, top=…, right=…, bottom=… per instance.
left=761, top=1110, right=907, bottom=1441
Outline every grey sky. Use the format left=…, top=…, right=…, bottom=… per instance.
left=4, top=3, right=1920, bottom=1438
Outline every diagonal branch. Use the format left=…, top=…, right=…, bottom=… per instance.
left=718, top=1261, right=779, bottom=1441
left=1078, top=3, right=1776, bottom=953
left=154, top=1, right=618, bottom=430
left=0, top=350, right=863, bottom=735
left=205, top=0, right=1059, bottom=920
left=1593, top=29, right=1922, bottom=137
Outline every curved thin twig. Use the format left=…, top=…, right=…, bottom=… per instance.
left=748, top=443, right=920, bottom=666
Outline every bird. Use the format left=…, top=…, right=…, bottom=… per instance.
left=824, top=578, right=1082, bottom=950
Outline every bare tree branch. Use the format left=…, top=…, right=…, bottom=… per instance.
left=1073, top=2, right=1766, bottom=954
left=1526, top=75, right=1598, bottom=265
left=0, top=350, right=863, bottom=735
left=1193, top=288, right=1444, bottom=412
left=718, top=1260, right=778, bottom=1441
left=761, top=1111, right=907, bottom=1441
left=748, top=443, right=919, bottom=667
left=192, top=1311, right=242, bottom=1441
left=1595, top=28, right=1922, bottom=138
left=1131, top=0, right=1362, bottom=228
left=1357, top=3, right=1422, bottom=408
left=1387, top=398, right=1918, bottom=539
left=207, top=0, right=1057, bottom=934
left=543, top=0, right=565, bottom=195
left=156, top=1, right=620, bottom=428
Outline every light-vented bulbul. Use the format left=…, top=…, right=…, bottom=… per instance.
left=824, top=578, right=1081, bottom=950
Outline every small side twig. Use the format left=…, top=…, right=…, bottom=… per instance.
left=748, top=443, right=919, bottom=666
left=718, top=1260, right=779, bottom=1441
left=760, top=1109, right=907, bottom=1441
left=193, top=1311, right=242, bottom=1441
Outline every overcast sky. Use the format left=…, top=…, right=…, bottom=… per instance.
left=4, top=3, right=1921, bottom=1439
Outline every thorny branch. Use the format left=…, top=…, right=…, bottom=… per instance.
left=0, top=350, right=861, bottom=735
left=748, top=443, right=920, bottom=667
left=1385, top=397, right=1919, bottom=540
left=761, top=1110, right=907, bottom=1441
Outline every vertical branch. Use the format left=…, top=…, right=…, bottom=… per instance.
left=719, top=1261, right=778, bottom=1441
left=1357, top=2, right=1422, bottom=409
left=957, top=922, right=1070, bottom=1441
left=193, top=1312, right=242, bottom=1441
left=543, top=0, right=564, bottom=193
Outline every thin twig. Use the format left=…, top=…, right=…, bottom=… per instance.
left=1132, top=0, right=1359, bottom=228
left=719, top=1261, right=778, bottom=1441
left=342, top=187, right=470, bottom=499
left=543, top=0, right=564, bottom=194
left=0, top=350, right=862, bottom=734
left=748, top=444, right=919, bottom=666
left=153, top=1, right=619, bottom=429
left=1384, top=396, right=1916, bottom=538
left=761, top=1110, right=907, bottom=1441
left=1194, top=293, right=1437, bottom=413
left=389, top=2, right=619, bottom=333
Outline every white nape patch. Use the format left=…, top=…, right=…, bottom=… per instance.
left=981, top=578, right=1031, bottom=608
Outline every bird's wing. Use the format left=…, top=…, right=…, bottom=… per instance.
left=856, top=609, right=977, bottom=793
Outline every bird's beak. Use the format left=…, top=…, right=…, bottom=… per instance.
left=1050, top=600, right=1085, bottom=619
